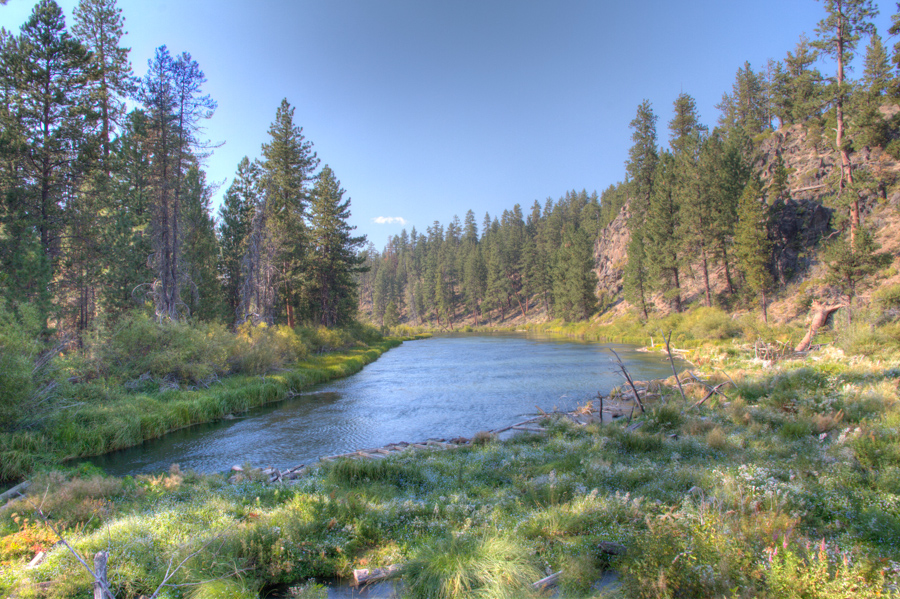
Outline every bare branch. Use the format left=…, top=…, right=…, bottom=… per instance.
left=664, top=331, right=687, bottom=403
left=609, top=348, right=644, bottom=414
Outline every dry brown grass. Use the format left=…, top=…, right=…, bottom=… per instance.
left=21, top=472, right=126, bottom=526
left=705, top=426, right=730, bottom=451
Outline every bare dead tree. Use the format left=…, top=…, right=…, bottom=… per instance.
left=664, top=331, right=687, bottom=402
left=609, top=348, right=644, bottom=414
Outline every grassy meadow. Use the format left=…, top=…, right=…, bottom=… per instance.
left=2, top=306, right=900, bottom=598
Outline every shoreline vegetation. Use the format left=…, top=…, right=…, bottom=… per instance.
left=0, top=312, right=424, bottom=485
left=2, top=310, right=899, bottom=598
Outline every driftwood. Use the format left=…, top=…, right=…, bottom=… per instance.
left=795, top=301, right=844, bottom=352
left=532, top=571, right=562, bottom=590
left=0, top=480, right=30, bottom=506
left=353, top=564, right=402, bottom=586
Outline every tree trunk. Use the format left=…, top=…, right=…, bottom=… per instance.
left=700, top=247, right=712, bottom=307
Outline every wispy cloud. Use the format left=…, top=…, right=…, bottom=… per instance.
left=373, top=216, right=407, bottom=225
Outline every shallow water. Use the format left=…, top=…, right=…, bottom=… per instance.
left=87, top=333, right=683, bottom=476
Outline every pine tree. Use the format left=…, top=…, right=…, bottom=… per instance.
left=218, top=157, right=259, bottom=326
left=623, top=100, right=658, bottom=319
left=824, top=226, right=891, bottom=321
left=72, top=0, right=133, bottom=167
left=861, top=32, right=891, bottom=97
left=813, top=0, right=878, bottom=248
left=669, top=93, right=713, bottom=306
left=139, top=46, right=216, bottom=320
left=853, top=32, right=893, bottom=149
left=306, top=165, right=366, bottom=326
left=551, top=228, right=597, bottom=321
left=717, top=61, right=770, bottom=134
left=180, top=167, right=222, bottom=321
left=258, top=99, right=318, bottom=327
left=1, top=0, right=92, bottom=326
left=644, top=152, right=683, bottom=312
left=734, top=178, right=774, bottom=322
left=99, top=109, right=152, bottom=317
left=785, top=35, right=823, bottom=124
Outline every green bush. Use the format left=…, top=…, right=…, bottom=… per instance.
left=874, top=283, right=900, bottom=312
left=678, top=306, right=742, bottom=340
left=83, top=312, right=232, bottom=383
left=229, top=322, right=308, bottom=374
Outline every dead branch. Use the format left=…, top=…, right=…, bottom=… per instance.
left=609, top=349, right=644, bottom=414
left=691, top=382, right=731, bottom=409
left=147, top=532, right=229, bottom=599
left=665, top=331, right=687, bottom=403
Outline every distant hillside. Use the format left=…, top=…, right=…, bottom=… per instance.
left=593, top=119, right=900, bottom=323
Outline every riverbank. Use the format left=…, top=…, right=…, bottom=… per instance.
left=2, top=340, right=898, bottom=598
left=0, top=333, right=414, bottom=484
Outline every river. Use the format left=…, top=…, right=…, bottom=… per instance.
left=87, top=333, right=683, bottom=476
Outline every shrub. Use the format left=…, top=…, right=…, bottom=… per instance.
left=678, top=306, right=742, bottom=340
left=229, top=322, right=308, bottom=374
left=83, top=312, right=232, bottom=383
left=647, top=403, right=684, bottom=432
left=621, top=509, right=759, bottom=598
left=767, top=539, right=888, bottom=598
left=874, top=283, right=900, bottom=314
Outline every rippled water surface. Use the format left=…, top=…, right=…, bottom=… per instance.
left=89, top=333, right=683, bottom=476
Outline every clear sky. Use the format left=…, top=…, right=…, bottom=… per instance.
left=2, top=0, right=897, bottom=247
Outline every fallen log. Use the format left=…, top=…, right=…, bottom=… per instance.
left=511, top=426, right=548, bottom=433
left=353, top=564, right=402, bottom=586
left=795, top=301, right=844, bottom=352
left=532, top=571, right=562, bottom=590
left=0, top=480, right=30, bottom=506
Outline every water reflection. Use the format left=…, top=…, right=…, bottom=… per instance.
left=87, top=333, right=683, bottom=476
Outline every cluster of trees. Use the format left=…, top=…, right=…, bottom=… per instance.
left=358, top=190, right=603, bottom=328
left=0, top=0, right=365, bottom=340
left=624, top=0, right=897, bottom=321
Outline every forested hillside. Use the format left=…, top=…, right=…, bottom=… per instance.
left=358, top=1, right=900, bottom=330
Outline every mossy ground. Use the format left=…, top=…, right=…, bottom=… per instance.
left=2, top=342, right=899, bottom=598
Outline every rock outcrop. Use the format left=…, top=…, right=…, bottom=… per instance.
left=593, top=202, right=630, bottom=300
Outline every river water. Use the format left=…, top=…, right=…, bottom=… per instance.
left=87, top=333, right=683, bottom=476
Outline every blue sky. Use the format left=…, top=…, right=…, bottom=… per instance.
left=2, top=0, right=897, bottom=247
